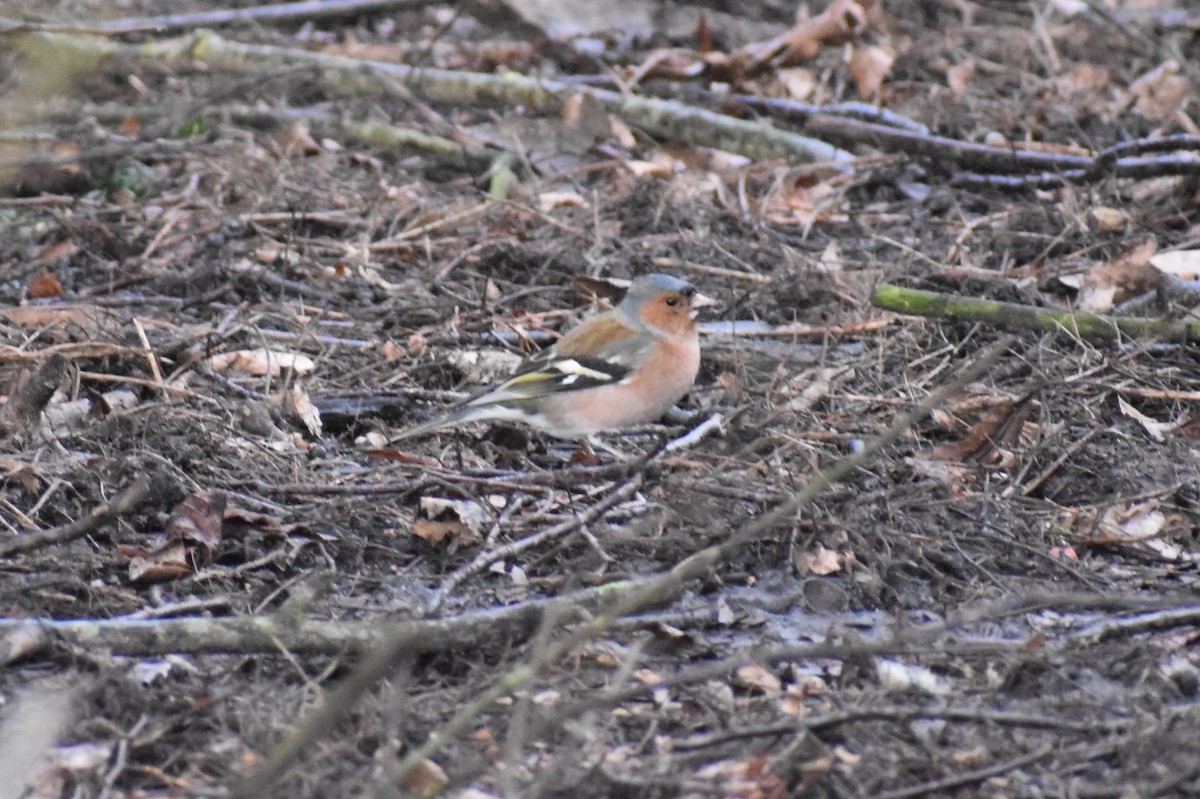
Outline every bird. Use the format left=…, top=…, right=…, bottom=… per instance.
left=393, top=273, right=702, bottom=442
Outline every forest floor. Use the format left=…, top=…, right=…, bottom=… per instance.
left=3, top=0, right=1200, bottom=797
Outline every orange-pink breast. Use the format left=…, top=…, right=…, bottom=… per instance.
left=537, top=332, right=700, bottom=437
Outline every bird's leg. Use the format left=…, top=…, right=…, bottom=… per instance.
left=573, top=436, right=633, bottom=460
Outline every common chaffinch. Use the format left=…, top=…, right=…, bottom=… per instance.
left=394, top=273, right=701, bottom=441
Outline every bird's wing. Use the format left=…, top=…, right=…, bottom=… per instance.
left=541, top=313, right=651, bottom=368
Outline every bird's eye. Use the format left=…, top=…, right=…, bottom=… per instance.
left=664, top=296, right=679, bottom=307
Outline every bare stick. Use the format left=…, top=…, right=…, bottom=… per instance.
left=0, top=0, right=438, bottom=35
left=0, top=583, right=628, bottom=667
left=0, top=477, right=151, bottom=558
left=434, top=475, right=644, bottom=608
left=873, top=284, right=1200, bottom=342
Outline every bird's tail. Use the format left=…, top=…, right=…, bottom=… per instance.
left=389, top=404, right=511, bottom=441
left=389, top=414, right=456, bottom=441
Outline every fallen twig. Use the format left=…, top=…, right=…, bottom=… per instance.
left=22, top=30, right=853, bottom=167
left=873, top=284, right=1200, bottom=342
left=0, top=477, right=152, bottom=558
left=0, top=582, right=623, bottom=665
left=432, top=475, right=645, bottom=610
left=0, top=0, right=437, bottom=35
left=805, top=116, right=1200, bottom=184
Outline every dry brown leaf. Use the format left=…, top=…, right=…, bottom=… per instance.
left=1077, top=237, right=1159, bottom=312
left=536, top=190, right=587, bottom=211
left=695, top=13, right=713, bottom=53
left=736, top=663, right=782, bottom=693
left=280, top=385, right=323, bottom=436
left=695, top=753, right=787, bottom=798
left=412, top=496, right=487, bottom=546
left=411, top=518, right=466, bottom=545
left=929, top=397, right=1035, bottom=465
left=847, top=45, right=894, bottom=101
left=406, top=331, right=427, bottom=357
left=127, top=541, right=192, bottom=583
left=34, top=238, right=78, bottom=263
left=633, top=668, right=664, bottom=685
left=795, top=546, right=842, bottom=576
left=165, top=491, right=227, bottom=565
left=778, top=67, right=818, bottom=100
left=1090, top=206, right=1129, bottom=232
left=946, top=58, right=976, bottom=95
left=380, top=340, right=407, bottom=362
left=399, top=758, right=448, bottom=798
left=1129, top=60, right=1192, bottom=121
left=951, top=745, right=989, bottom=766
left=747, top=0, right=874, bottom=68
left=272, top=121, right=321, bottom=158
left=26, top=269, right=63, bottom=298
left=207, top=348, right=316, bottom=377
left=1117, top=396, right=1180, bottom=441
left=1, top=304, right=114, bottom=338
left=623, top=155, right=679, bottom=178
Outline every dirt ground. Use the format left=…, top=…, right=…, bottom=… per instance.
left=3, top=0, right=1200, bottom=797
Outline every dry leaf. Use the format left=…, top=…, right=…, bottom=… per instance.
left=1077, top=237, right=1158, bottom=312
left=165, top=491, right=227, bottom=564
left=399, top=758, right=448, bottom=798
left=280, top=385, right=322, bottom=436
left=1090, top=206, right=1128, bottom=232
left=946, top=58, right=976, bottom=95
left=735, top=663, right=782, bottom=693
left=1129, top=60, right=1192, bottom=121
left=847, top=45, right=894, bottom=101
left=633, top=668, right=663, bottom=685
left=34, top=238, right=78, bottom=263
left=1150, top=249, right=1200, bottom=280
left=875, top=658, right=950, bottom=695
left=536, top=190, right=587, bottom=211
left=929, top=397, right=1035, bottom=466
left=26, top=270, right=64, bottom=298
left=1, top=304, right=113, bottom=337
left=1118, top=396, right=1181, bottom=442
left=795, top=546, right=842, bottom=576
left=695, top=754, right=787, bottom=798
left=560, top=92, right=611, bottom=151
left=695, top=13, right=712, bottom=53
left=273, top=121, right=321, bottom=158
left=207, top=348, right=316, bottom=377
left=779, top=67, right=818, bottom=100
left=412, top=496, right=488, bottom=546
left=747, top=0, right=874, bottom=68
left=127, top=541, right=191, bottom=583
left=411, top=518, right=466, bottom=545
